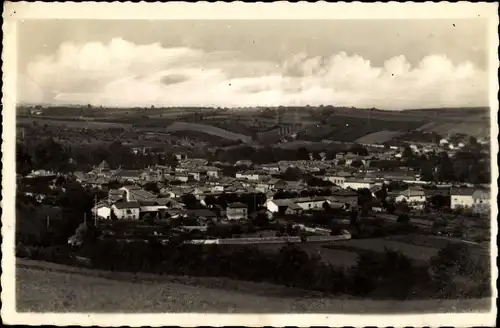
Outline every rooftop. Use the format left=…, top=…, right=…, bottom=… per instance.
left=113, top=201, right=141, bottom=209
left=227, top=202, right=248, bottom=209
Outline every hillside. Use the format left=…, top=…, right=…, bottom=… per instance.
left=165, top=122, right=253, bottom=144
left=17, top=105, right=491, bottom=143
left=16, top=259, right=491, bottom=314
left=355, top=131, right=404, bottom=144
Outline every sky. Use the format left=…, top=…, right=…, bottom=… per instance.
left=17, top=19, right=490, bottom=109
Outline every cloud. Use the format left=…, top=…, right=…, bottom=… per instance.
left=20, top=38, right=488, bottom=109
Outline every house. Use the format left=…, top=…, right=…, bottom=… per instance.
left=284, top=202, right=304, bottom=215
left=114, top=170, right=142, bottom=183
left=187, top=209, right=218, bottom=221
left=111, top=201, right=141, bottom=220
left=226, top=202, right=248, bottom=220
left=205, top=167, right=221, bottom=179
left=439, top=139, right=449, bottom=146
left=187, top=171, right=201, bottom=181
left=343, top=178, right=376, bottom=190
left=395, top=187, right=427, bottom=207
left=472, top=189, right=490, bottom=215
left=261, top=163, right=280, bottom=173
left=138, top=200, right=168, bottom=215
left=265, top=199, right=293, bottom=213
left=174, top=173, right=189, bottom=182
left=450, top=188, right=475, bottom=209
left=236, top=171, right=260, bottom=181
left=266, top=178, right=288, bottom=191
left=323, top=171, right=353, bottom=187
left=174, top=153, right=188, bottom=161
left=93, top=160, right=111, bottom=175
left=119, top=185, right=157, bottom=202
left=265, top=196, right=342, bottom=214
left=235, top=160, right=253, bottom=167
left=92, top=202, right=111, bottom=220
left=330, top=189, right=359, bottom=209
left=83, top=176, right=110, bottom=190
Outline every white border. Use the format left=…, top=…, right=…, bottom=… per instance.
left=2, top=2, right=498, bottom=326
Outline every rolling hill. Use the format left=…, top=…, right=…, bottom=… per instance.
left=165, top=122, right=252, bottom=143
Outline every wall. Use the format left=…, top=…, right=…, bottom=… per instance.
left=265, top=201, right=280, bottom=213
left=227, top=207, right=247, bottom=220
left=112, top=206, right=140, bottom=220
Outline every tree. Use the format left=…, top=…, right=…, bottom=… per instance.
left=282, top=167, right=302, bottom=181
left=349, top=144, right=368, bottom=156
left=296, top=147, right=310, bottom=160
left=204, top=194, right=217, bottom=207
left=351, top=160, right=364, bottom=168
left=181, top=194, right=199, bottom=209
left=143, top=213, right=155, bottom=225
left=253, top=212, right=269, bottom=227
left=402, top=146, right=413, bottom=160
left=143, top=182, right=160, bottom=194
left=397, top=214, right=410, bottom=224
left=322, top=201, right=331, bottom=212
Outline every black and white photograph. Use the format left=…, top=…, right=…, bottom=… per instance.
left=2, top=2, right=498, bottom=326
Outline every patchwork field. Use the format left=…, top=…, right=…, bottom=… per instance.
left=355, top=131, right=404, bottom=144
left=17, top=117, right=132, bottom=130
left=165, top=122, right=252, bottom=143
left=15, top=259, right=491, bottom=314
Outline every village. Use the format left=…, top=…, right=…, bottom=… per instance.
left=19, top=134, right=491, bottom=250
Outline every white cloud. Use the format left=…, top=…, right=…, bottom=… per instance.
left=20, top=38, right=488, bottom=109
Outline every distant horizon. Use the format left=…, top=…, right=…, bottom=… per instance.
left=16, top=103, right=490, bottom=112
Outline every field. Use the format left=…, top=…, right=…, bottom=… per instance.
left=165, top=122, right=252, bottom=143
left=17, top=117, right=132, bottom=130
left=227, top=243, right=360, bottom=268
left=327, top=237, right=442, bottom=262
left=418, top=122, right=489, bottom=138
left=355, top=131, right=404, bottom=144
left=17, top=105, right=490, bottom=145
left=15, top=259, right=491, bottom=313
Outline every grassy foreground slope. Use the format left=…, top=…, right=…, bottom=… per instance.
left=16, top=259, right=491, bottom=313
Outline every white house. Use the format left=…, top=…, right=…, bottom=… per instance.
left=450, top=188, right=475, bottom=209
left=323, top=171, right=353, bottom=187
left=92, top=203, right=111, bottom=220
left=439, top=138, right=449, bottom=146
left=111, top=201, right=141, bottom=220
left=235, top=171, right=260, bottom=181
left=395, top=187, right=427, bottom=206
left=205, top=167, right=221, bottom=178
left=261, top=164, right=280, bottom=173
left=343, top=178, right=376, bottom=190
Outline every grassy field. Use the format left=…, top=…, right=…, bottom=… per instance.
left=165, top=122, right=252, bottom=143
left=16, top=259, right=491, bottom=313
left=327, top=237, right=443, bottom=262
left=227, top=243, right=360, bottom=268
left=355, top=131, right=404, bottom=144
left=17, top=117, right=132, bottom=130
